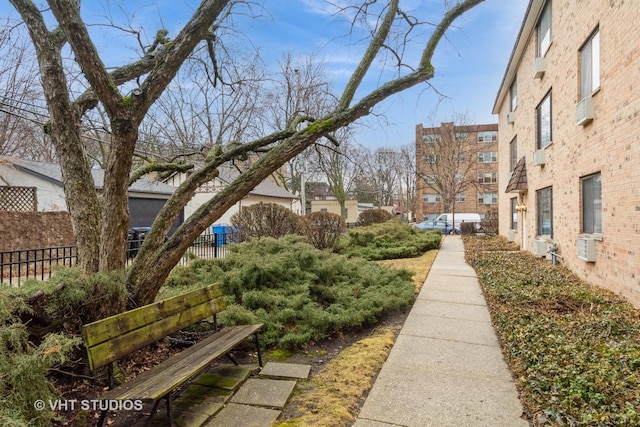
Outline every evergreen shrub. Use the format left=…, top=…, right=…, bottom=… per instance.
left=336, top=220, right=440, bottom=260
left=165, top=235, right=415, bottom=348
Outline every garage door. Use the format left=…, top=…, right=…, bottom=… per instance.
left=129, top=197, right=183, bottom=235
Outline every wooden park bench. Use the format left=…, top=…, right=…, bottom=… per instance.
left=81, top=284, right=263, bottom=426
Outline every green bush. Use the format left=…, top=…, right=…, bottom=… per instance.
left=357, top=209, right=393, bottom=226
left=466, top=236, right=640, bottom=425
left=230, top=202, right=303, bottom=242
left=164, top=235, right=415, bottom=348
left=0, top=289, right=81, bottom=426
left=302, top=211, right=345, bottom=250
left=336, top=220, right=441, bottom=260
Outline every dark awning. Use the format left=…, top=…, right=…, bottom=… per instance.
left=505, top=156, right=528, bottom=193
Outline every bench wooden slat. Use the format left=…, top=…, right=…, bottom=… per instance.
left=99, top=324, right=263, bottom=401
left=82, top=284, right=223, bottom=347
left=85, top=297, right=225, bottom=370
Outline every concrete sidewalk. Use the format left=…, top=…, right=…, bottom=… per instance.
left=353, top=236, right=529, bottom=427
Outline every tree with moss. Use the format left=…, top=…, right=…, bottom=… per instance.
left=7, top=0, right=484, bottom=309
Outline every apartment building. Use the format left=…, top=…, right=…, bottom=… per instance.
left=493, top=1, right=640, bottom=305
left=415, top=122, right=499, bottom=222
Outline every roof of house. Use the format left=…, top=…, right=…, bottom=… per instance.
left=505, top=156, right=528, bottom=193
left=216, top=165, right=298, bottom=200
left=0, top=156, right=176, bottom=196
left=492, top=0, right=540, bottom=113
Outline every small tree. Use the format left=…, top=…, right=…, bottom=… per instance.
left=230, top=202, right=303, bottom=242
left=303, top=211, right=346, bottom=250
left=358, top=209, right=394, bottom=226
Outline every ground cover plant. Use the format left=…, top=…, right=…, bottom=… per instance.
left=163, top=235, right=416, bottom=348
left=464, top=236, right=640, bottom=426
left=336, top=220, right=441, bottom=261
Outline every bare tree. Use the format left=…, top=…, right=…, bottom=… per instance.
left=398, top=144, right=417, bottom=221
left=417, top=114, right=479, bottom=224
left=0, top=20, right=49, bottom=160
left=8, top=0, right=484, bottom=308
left=311, top=134, right=361, bottom=218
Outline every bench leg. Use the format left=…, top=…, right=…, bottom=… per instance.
left=166, top=394, right=173, bottom=426
left=97, top=410, right=107, bottom=427
left=147, top=400, right=162, bottom=426
left=254, top=332, right=263, bottom=367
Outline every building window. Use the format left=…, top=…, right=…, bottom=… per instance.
left=423, top=175, right=437, bottom=184
left=510, top=78, right=517, bottom=112
left=478, top=193, right=497, bottom=205
left=423, top=154, right=438, bottom=164
left=423, top=193, right=441, bottom=203
left=422, top=134, right=440, bottom=144
left=344, top=208, right=348, bottom=219
left=537, top=1, right=552, bottom=56
left=510, top=197, right=518, bottom=230
left=536, top=187, right=553, bottom=237
left=478, top=172, right=497, bottom=184
left=581, top=173, right=602, bottom=234
left=580, top=29, right=600, bottom=99
left=478, top=131, right=497, bottom=143
left=455, top=193, right=466, bottom=202
left=509, top=137, right=518, bottom=171
left=455, top=132, right=468, bottom=142
left=320, top=208, right=328, bottom=213
left=478, top=152, right=498, bottom=163
left=537, top=91, right=552, bottom=149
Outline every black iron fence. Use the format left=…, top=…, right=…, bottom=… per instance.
left=1, top=232, right=236, bottom=286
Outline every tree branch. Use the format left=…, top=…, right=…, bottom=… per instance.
left=338, top=0, right=399, bottom=111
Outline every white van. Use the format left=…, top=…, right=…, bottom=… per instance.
left=435, top=213, right=482, bottom=229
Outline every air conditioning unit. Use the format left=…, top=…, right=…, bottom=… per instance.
left=577, top=236, right=596, bottom=262
left=507, top=230, right=516, bottom=242
left=576, top=96, right=594, bottom=126
left=507, top=112, right=515, bottom=123
left=533, top=239, right=547, bottom=257
left=533, top=57, right=546, bottom=79
left=533, top=149, right=546, bottom=166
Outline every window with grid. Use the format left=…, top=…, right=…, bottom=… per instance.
left=580, top=29, right=600, bottom=99
left=478, top=152, right=498, bottom=163
left=536, top=187, right=553, bottom=237
left=422, top=134, right=440, bottom=144
left=581, top=173, right=602, bottom=234
left=455, top=193, right=466, bottom=202
left=478, top=193, right=497, bottom=204
left=478, top=131, right=497, bottom=143
left=537, top=1, right=552, bottom=56
left=510, top=78, right=517, bottom=112
left=478, top=172, right=497, bottom=184
left=423, top=193, right=441, bottom=203
left=537, top=91, right=552, bottom=149
left=509, top=137, right=518, bottom=171
left=423, top=154, right=438, bottom=164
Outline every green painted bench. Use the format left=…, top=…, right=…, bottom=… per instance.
left=81, top=284, right=263, bottom=426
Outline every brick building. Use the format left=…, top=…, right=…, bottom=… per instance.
left=415, top=122, right=499, bottom=222
left=493, top=1, right=640, bottom=305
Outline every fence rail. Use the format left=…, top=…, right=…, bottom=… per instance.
left=1, top=232, right=235, bottom=286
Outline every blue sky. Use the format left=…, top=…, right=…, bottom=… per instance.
left=238, top=0, right=529, bottom=149
left=3, top=0, right=529, bottom=150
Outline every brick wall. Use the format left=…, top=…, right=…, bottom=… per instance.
left=0, top=211, right=75, bottom=251
left=496, top=1, right=640, bottom=305
left=415, top=122, right=499, bottom=221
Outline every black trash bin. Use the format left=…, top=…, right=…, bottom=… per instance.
left=128, top=227, right=150, bottom=257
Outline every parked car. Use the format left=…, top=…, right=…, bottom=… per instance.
left=414, top=219, right=461, bottom=235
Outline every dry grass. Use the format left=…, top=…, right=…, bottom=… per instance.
left=376, top=249, right=438, bottom=292
left=273, top=249, right=438, bottom=427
